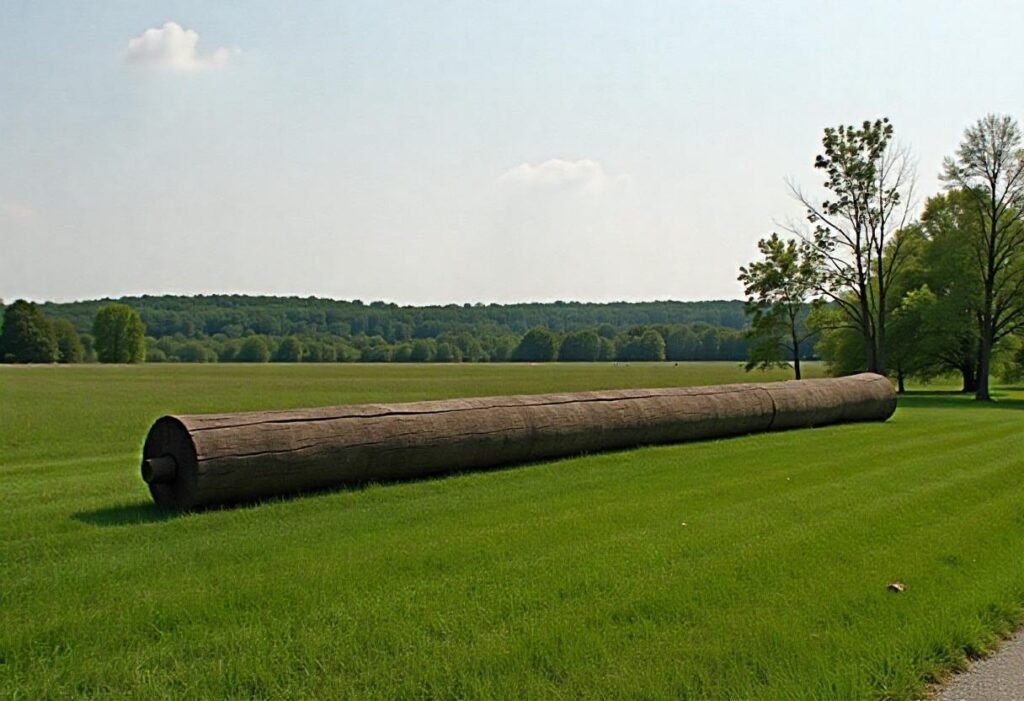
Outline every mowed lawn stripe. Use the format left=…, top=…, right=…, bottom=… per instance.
left=1, top=366, right=1022, bottom=700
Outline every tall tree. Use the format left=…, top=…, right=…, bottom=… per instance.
left=558, top=329, right=601, bottom=362
left=513, top=328, right=559, bottom=362
left=738, top=233, right=820, bottom=379
left=53, top=319, right=84, bottom=364
left=942, top=114, right=1024, bottom=400
left=790, top=118, right=917, bottom=375
left=93, top=303, right=146, bottom=363
left=919, top=191, right=984, bottom=392
left=0, top=299, right=58, bottom=363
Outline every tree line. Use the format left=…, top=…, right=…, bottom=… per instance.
left=38, top=296, right=748, bottom=341
left=739, top=114, right=1024, bottom=398
left=0, top=301, right=144, bottom=364
left=1, top=297, right=778, bottom=364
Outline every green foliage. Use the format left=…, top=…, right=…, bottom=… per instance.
left=808, top=304, right=866, bottom=377
left=434, top=341, right=461, bottom=363
left=513, top=327, right=559, bottom=362
left=52, top=319, right=84, bottom=364
left=237, top=337, right=271, bottom=363
left=410, top=339, right=436, bottom=362
left=617, top=329, right=666, bottom=361
left=39, top=295, right=750, bottom=340
left=800, top=117, right=914, bottom=375
left=941, top=114, right=1024, bottom=399
left=738, top=233, right=820, bottom=378
left=887, top=286, right=941, bottom=390
left=0, top=299, right=58, bottom=363
left=274, top=336, right=304, bottom=363
left=93, top=303, right=145, bottom=364
left=558, top=330, right=601, bottom=362
left=665, top=326, right=697, bottom=361
left=37, top=296, right=754, bottom=364
left=177, top=341, right=214, bottom=363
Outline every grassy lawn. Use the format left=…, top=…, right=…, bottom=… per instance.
left=1, top=363, right=1023, bottom=699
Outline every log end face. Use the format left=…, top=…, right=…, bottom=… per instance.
left=141, top=416, right=199, bottom=511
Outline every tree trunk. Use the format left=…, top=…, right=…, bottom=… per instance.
left=975, top=333, right=992, bottom=401
left=861, top=303, right=879, bottom=374
left=140, top=375, right=898, bottom=511
left=897, top=370, right=906, bottom=394
left=961, top=365, right=978, bottom=393
left=791, top=327, right=802, bottom=380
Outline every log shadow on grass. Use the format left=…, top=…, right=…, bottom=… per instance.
left=70, top=458, right=568, bottom=523
left=897, top=390, right=1024, bottom=411
left=73, top=502, right=180, bottom=526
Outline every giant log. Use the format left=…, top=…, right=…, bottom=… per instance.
left=140, top=373, right=895, bottom=510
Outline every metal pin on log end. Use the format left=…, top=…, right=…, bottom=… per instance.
left=142, top=455, right=178, bottom=484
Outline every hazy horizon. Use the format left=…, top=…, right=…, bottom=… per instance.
left=4, top=2, right=1023, bottom=305
left=22, top=291, right=745, bottom=307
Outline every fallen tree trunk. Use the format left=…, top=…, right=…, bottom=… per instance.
left=141, top=373, right=895, bottom=510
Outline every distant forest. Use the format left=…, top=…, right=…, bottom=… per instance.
left=31, top=295, right=782, bottom=363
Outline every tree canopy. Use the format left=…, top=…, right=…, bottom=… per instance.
left=93, top=303, right=146, bottom=364
left=0, top=300, right=58, bottom=363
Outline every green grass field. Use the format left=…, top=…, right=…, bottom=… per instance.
left=2, top=363, right=1023, bottom=700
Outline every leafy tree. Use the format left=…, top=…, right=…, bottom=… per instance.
left=558, top=330, right=601, bottom=361
left=53, top=319, right=84, bottom=363
left=274, top=336, right=304, bottom=362
left=0, top=299, right=58, bottom=363
left=697, top=327, right=720, bottom=361
left=237, top=336, right=271, bottom=363
left=617, top=329, right=666, bottom=361
left=808, top=303, right=866, bottom=376
left=410, top=339, right=436, bottom=362
left=79, top=333, right=96, bottom=362
left=917, top=192, right=984, bottom=391
left=434, top=341, right=461, bottom=362
left=178, top=341, right=213, bottom=363
left=93, top=303, right=145, bottom=363
left=360, top=344, right=393, bottom=362
left=738, top=233, right=820, bottom=379
left=792, top=118, right=916, bottom=374
left=942, top=114, right=1024, bottom=400
left=666, top=326, right=698, bottom=361
left=886, top=286, right=941, bottom=392
left=486, top=335, right=519, bottom=362
left=598, top=336, right=616, bottom=361
left=218, top=340, right=240, bottom=363
left=513, top=328, right=559, bottom=362
left=391, top=344, right=413, bottom=362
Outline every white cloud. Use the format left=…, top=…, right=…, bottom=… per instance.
left=498, top=158, right=629, bottom=193
left=125, top=22, right=237, bottom=71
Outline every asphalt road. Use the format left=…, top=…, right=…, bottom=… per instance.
left=933, top=631, right=1024, bottom=701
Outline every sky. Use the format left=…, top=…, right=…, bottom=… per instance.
left=2, top=1, right=1024, bottom=305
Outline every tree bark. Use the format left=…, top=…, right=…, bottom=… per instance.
left=961, top=365, right=978, bottom=393
left=791, top=327, right=802, bottom=380
left=976, top=333, right=993, bottom=401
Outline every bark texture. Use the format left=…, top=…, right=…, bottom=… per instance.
left=141, top=373, right=896, bottom=510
